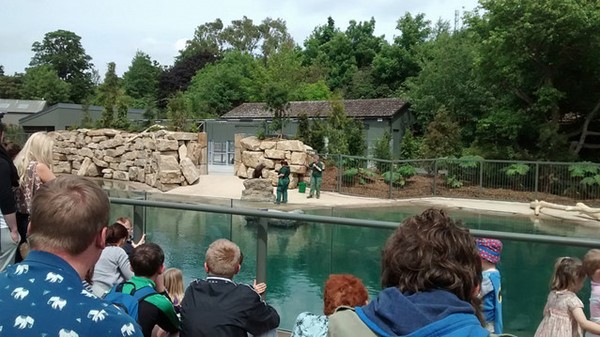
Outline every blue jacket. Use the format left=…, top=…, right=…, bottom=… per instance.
left=356, top=287, right=489, bottom=337
left=482, top=270, right=503, bottom=333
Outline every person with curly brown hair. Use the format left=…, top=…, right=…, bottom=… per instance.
left=328, top=208, right=490, bottom=337
left=291, top=274, right=368, bottom=337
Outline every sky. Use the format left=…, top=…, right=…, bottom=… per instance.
left=1, top=0, right=480, bottom=77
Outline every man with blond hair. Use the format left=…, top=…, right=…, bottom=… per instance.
left=180, top=238, right=280, bottom=337
left=0, top=175, right=142, bottom=336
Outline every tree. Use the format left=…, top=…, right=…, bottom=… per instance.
left=468, top=0, right=600, bottom=160
left=122, top=51, right=161, bottom=107
left=264, top=82, right=290, bottom=136
left=96, top=62, right=120, bottom=128
left=167, top=91, right=193, bottom=131
left=30, top=30, right=94, bottom=102
left=0, top=73, right=24, bottom=99
left=158, top=51, right=217, bottom=108
left=183, top=51, right=257, bottom=117
left=372, top=13, right=432, bottom=94
left=422, top=107, right=462, bottom=158
left=373, top=131, right=392, bottom=171
left=20, top=65, right=70, bottom=105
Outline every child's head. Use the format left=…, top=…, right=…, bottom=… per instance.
left=204, top=239, right=241, bottom=279
left=130, top=243, right=165, bottom=278
left=105, top=223, right=129, bottom=246
left=381, top=208, right=482, bottom=304
left=323, top=274, right=369, bottom=316
left=163, top=268, right=184, bottom=300
left=583, top=249, right=600, bottom=282
left=551, top=257, right=586, bottom=292
left=476, top=238, right=503, bottom=267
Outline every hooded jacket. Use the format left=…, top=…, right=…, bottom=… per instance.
left=331, top=287, right=489, bottom=337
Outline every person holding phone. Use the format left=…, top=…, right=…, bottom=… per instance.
left=116, top=216, right=146, bottom=255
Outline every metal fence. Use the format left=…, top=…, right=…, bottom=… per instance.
left=319, top=155, right=600, bottom=206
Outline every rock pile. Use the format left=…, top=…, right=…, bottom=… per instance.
left=51, top=129, right=207, bottom=191
left=235, top=136, right=311, bottom=189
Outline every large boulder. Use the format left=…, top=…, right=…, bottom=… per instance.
left=241, top=178, right=275, bottom=202
left=240, top=136, right=262, bottom=151
left=276, top=140, right=304, bottom=152
left=180, top=157, right=200, bottom=184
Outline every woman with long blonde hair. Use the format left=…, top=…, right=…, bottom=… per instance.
left=163, top=267, right=185, bottom=314
left=13, top=132, right=56, bottom=262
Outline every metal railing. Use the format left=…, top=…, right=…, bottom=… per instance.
left=319, top=155, right=600, bottom=205
left=110, top=196, right=600, bottom=285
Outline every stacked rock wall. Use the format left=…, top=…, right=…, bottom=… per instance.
left=235, top=136, right=311, bottom=189
left=51, top=129, right=207, bottom=191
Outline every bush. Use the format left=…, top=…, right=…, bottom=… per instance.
left=382, top=164, right=417, bottom=187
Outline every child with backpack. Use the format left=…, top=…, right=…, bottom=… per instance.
left=104, top=243, right=180, bottom=337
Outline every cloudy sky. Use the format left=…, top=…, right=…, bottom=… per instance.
left=1, top=0, right=480, bottom=77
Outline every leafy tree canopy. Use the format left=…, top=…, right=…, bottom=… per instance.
left=20, top=65, right=70, bottom=105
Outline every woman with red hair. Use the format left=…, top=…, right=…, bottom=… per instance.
left=291, top=274, right=368, bottom=337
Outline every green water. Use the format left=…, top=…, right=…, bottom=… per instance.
left=109, top=192, right=598, bottom=336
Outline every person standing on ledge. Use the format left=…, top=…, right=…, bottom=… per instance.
left=307, top=155, right=324, bottom=199
left=275, top=160, right=290, bottom=204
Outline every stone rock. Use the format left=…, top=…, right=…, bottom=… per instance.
left=91, top=136, right=108, bottom=142
left=113, top=171, right=129, bottom=181
left=101, top=168, right=113, bottom=174
left=290, top=165, right=307, bottom=175
left=290, top=152, right=308, bottom=165
left=259, top=140, right=277, bottom=150
left=240, top=136, right=261, bottom=151
left=237, top=163, right=248, bottom=178
left=158, top=155, right=180, bottom=171
left=143, top=138, right=156, bottom=150
left=72, top=160, right=82, bottom=170
left=264, top=149, right=286, bottom=160
left=156, top=139, right=179, bottom=151
left=53, top=153, right=67, bottom=161
left=158, top=170, right=183, bottom=184
left=121, top=151, right=138, bottom=161
left=241, top=151, right=264, bottom=169
left=178, top=144, right=188, bottom=160
left=180, top=158, right=200, bottom=184
left=170, top=132, right=197, bottom=141
left=276, top=140, right=305, bottom=152
left=246, top=167, right=255, bottom=179
left=77, top=157, right=100, bottom=177
left=145, top=173, right=157, bottom=187
left=260, top=158, right=275, bottom=169
left=103, top=156, right=117, bottom=163
left=79, top=147, right=94, bottom=158
left=241, top=178, right=275, bottom=202
left=134, top=159, right=146, bottom=166
left=128, top=167, right=145, bottom=183
left=155, top=182, right=179, bottom=192
left=197, top=133, right=208, bottom=148
left=188, top=142, right=200, bottom=165
left=55, top=162, right=72, bottom=174
left=105, top=146, right=126, bottom=157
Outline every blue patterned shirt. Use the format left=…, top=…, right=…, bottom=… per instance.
left=0, top=250, right=143, bottom=337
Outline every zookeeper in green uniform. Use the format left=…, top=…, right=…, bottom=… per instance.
left=275, top=160, right=290, bottom=204
left=307, top=155, right=324, bottom=199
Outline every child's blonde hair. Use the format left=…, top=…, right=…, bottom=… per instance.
left=163, top=268, right=185, bottom=303
left=583, top=249, right=600, bottom=278
left=14, top=132, right=54, bottom=184
left=551, top=257, right=586, bottom=291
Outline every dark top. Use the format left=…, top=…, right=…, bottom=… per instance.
left=310, top=161, right=324, bottom=178
left=278, top=165, right=290, bottom=179
left=0, top=145, right=18, bottom=215
left=122, top=276, right=180, bottom=337
left=180, top=276, right=280, bottom=337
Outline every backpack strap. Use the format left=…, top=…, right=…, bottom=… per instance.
left=115, top=281, right=157, bottom=301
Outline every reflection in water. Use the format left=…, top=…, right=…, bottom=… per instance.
left=109, top=197, right=596, bottom=335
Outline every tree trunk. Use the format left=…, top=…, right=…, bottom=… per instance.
left=573, top=99, right=600, bottom=154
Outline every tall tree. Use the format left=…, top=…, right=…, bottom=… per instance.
left=122, top=51, right=162, bottom=108
left=372, top=13, right=432, bottom=94
left=30, top=30, right=94, bottom=103
left=96, top=62, right=120, bottom=128
left=468, top=0, right=600, bottom=159
left=0, top=73, right=24, bottom=99
left=264, top=82, right=290, bottom=137
left=20, top=65, right=70, bottom=105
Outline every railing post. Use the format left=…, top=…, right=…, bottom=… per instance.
left=388, top=160, right=393, bottom=199
left=432, top=159, right=437, bottom=196
left=133, top=191, right=147, bottom=240
left=479, top=160, right=484, bottom=191
left=337, top=154, right=342, bottom=193
left=535, top=162, right=540, bottom=198
left=256, top=217, right=268, bottom=298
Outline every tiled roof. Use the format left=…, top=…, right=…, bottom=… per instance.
left=221, top=98, right=408, bottom=119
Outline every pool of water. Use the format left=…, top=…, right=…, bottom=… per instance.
left=108, top=192, right=597, bottom=336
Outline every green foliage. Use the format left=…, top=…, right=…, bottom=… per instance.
left=398, top=129, right=421, bottom=159
left=568, top=162, right=600, bottom=178
left=446, top=175, right=463, bottom=188
left=30, top=30, right=94, bottom=103
left=264, top=82, right=290, bottom=137
left=373, top=131, right=392, bottom=171
left=343, top=167, right=377, bottom=185
left=123, top=51, right=161, bottom=106
left=295, top=113, right=311, bottom=143
left=167, top=91, right=193, bottom=131
left=422, top=107, right=462, bottom=158
left=382, top=164, right=417, bottom=187
left=503, top=163, right=530, bottom=177
left=96, top=62, right=120, bottom=128
left=20, top=65, right=70, bottom=105
left=0, top=73, right=24, bottom=99
left=79, top=102, right=94, bottom=128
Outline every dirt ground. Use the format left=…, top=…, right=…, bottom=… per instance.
left=320, top=166, right=600, bottom=207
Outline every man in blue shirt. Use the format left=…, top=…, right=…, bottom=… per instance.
left=0, top=175, right=142, bottom=336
